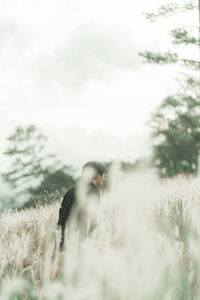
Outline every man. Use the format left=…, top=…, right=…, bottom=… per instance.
left=57, top=161, right=106, bottom=250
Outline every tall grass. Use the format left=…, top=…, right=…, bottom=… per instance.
left=1, top=167, right=200, bottom=299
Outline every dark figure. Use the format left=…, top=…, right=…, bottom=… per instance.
left=57, top=161, right=106, bottom=251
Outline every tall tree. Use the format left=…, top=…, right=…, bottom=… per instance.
left=140, top=0, right=200, bottom=177
left=151, top=77, right=200, bottom=177
left=3, top=125, right=56, bottom=191
left=140, top=0, right=199, bottom=70
left=2, top=125, right=75, bottom=207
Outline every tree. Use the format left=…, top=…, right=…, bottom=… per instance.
left=24, top=168, right=75, bottom=209
left=139, top=0, right=200, bottom=177
left=2, top=125, right=75, bottom=207
left=151, top=78, right=200, bottom=177
left=140, top=1, right=199, bottom=69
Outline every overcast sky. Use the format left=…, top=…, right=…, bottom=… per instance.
left=0, top=0, right=198, bottom=171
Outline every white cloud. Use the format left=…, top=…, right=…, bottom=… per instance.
left=0, top=0, right=197, bottom=168
left=33, top=22, right=141, bottom=89
left=43, top=125, right=150, bottom=172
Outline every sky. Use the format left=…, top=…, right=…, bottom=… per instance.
left=0, top=0, right=198, bottom=172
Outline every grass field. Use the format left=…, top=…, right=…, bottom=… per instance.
left=1, top=168, right=200, bottom=299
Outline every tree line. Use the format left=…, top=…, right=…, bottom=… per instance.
left=1, top=125, right=143, bottom=211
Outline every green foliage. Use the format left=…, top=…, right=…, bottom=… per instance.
left=24, top=168, right=75, bottom=209
left=140, top=0, right=200, bottom=177
left=151, top=79, right=200, bottom=177
left=140, top=1, right=200, bottom=69
left=144, top=1, right=197, bottom=22
left=2, top=125, right=56, bottom=190
left=140, top=51, right=179, bottom=65
left=170, top=27, right=198, bottom=45
left=2, top=125, right=75, bottom=208
left=140, top=51, right=200, bottom=70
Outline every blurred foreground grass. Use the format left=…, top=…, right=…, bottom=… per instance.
left=1, top=170, right=200, bottom=299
